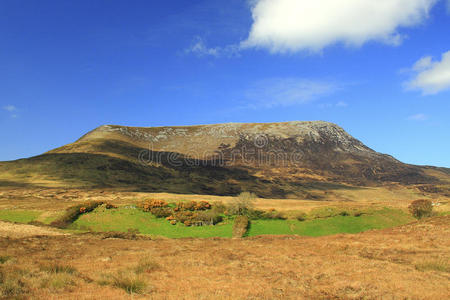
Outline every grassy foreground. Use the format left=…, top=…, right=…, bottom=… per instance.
left=1, top=216, right=449, bottom=299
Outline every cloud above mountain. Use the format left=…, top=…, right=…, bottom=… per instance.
left=244, top=78, right=339, bottom=108
left=241, top=0, right=437, bottom=53
left=406, top=50, right=450, bottom=94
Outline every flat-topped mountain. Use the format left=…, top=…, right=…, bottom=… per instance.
left=1, top=121, right=448, bottom=198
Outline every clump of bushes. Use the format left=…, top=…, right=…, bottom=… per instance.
left=232, top=215, right=249, bottom=238
left=408, top=199, right=433, bottom=219
left=50, top=201, right=106, bottom=228
left=245, top=208, right=286, bottom=220
left=295, top=212, right=307, bottom=221
left=140, top=199, right=222, bottom=226
left=228, top=192, right=256, bottom=215
left=139, top=199, right=172, bottom=218
left=139, top=199, right=168, bottom=212
left=174, top=200, right=211, bottom=212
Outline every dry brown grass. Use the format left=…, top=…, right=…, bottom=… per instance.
left=1, top=184, right=448, bottom=213
left=0, top=216, right=449, bottom=299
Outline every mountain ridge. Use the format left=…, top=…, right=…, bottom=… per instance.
left=1, top=121, right=449, bottom=198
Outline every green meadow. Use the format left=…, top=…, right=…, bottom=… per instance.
left=0, top=206, right=415, bottom=238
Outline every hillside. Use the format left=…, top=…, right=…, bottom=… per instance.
left=0, top=121, right=449, bottom=198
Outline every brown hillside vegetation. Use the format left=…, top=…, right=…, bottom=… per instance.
left=1, top=216, right=449, bottom=299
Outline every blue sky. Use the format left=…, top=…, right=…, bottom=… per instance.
left=1, top=0, right=449, bottom=167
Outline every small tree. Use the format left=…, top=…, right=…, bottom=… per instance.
left=408, top=199, right=433, bottom=219
left=229, top=192, right=256, bottom=215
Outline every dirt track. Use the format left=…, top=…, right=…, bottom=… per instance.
left=0, top=221, right=66, bottom=238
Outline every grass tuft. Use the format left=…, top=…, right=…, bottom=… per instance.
left=111, top=271, right=148, bottom=294
left=0, top=256, right=11, bottom=264
left=40, top=263, right=77, bottom=275
left=134, top=258, right=161, bottom=274
left=415, top=259, right=450, bottom=273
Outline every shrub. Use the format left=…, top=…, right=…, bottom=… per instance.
left=261, top=210, right=286, bottom=220
left=408, top=199, right=433, bottom=219
left=173, top=211, right=195, bottom=224
left=228, top=192, right=256, bottom=215
left=194, top=210, right=223, bottom=225
left=212, top=201, right=227, bottom=214
left=105, top=203, right=118, bottom=209
left=149, top=207, right=172, bottom=218
left=174, top=200, right=212, bottom=212
left=295, top=212, right=307, bottom=221
left=102, top=231, right=139, bottom=240
left=139, top=199, right=168, bottom=212
left=232, top=215, right=249, bottom=238
left=50, top=201, right=104, bottom=228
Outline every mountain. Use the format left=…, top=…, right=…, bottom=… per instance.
left=1, top=121, right=449, bottom=198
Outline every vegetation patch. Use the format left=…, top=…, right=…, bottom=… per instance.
left=71, top=206, right=234, bottom=238
left=98, top=257, right=158, bottom=295
left=415, top=259, right=450, bottom=273
left=247, top=208, right=413, bottom=237
left=0, top=209, right=42, bottom=223
left=232, top=215, right=249, bottom=238
left=50, top=201, right=113, bottom=228
left=408, top=199, right=433, bottom=219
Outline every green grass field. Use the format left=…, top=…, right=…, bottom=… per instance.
left=0, top=206, right=416, bottom=238
left=70, top=206, right=234, bottom=238
left=247, top=208, right=413, bottom=237
left=0, top=209, right=42, bottom=223
left=66, top=206, right=414, bottom=238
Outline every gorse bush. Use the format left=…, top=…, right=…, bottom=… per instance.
left=140, top=200, right=217, bottom=226
left=149, top=207, right=172, bottom=218
left=50, top=201, right=105, bottom=228
left=408, top=199, right=433, bottom=219
left=139, top=199, right=168, bottom=212
left=174, top=200, right=211, bottom=212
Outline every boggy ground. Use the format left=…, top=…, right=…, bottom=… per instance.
left=1, top=216, right=449, bottom=299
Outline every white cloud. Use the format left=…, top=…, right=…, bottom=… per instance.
left=406, top=51, right=450, bottom=94
left=408, top=113, right=428, bottom=121
left=241, top=0, right=437, bottom=53
left=318, top=101, right=348, bottom=109
left=185, top=37, right=240, bottom=58
left=336, top=101, right=348, bottom=107
left=244, top=78, right=338, bottom=108
left=3, top=105, right=16, bottom=112
left=185, top=37, right=220, bottom=57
